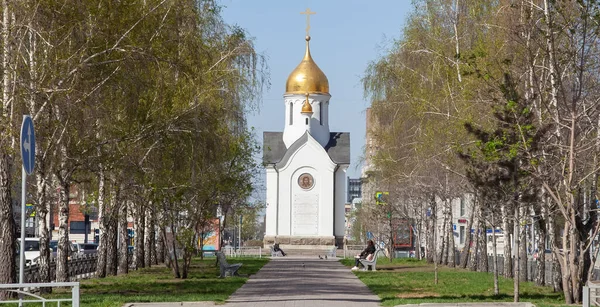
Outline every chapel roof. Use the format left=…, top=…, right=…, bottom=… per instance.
left=263, top=131, right=350, bottom=166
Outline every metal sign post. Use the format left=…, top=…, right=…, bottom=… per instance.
left=238, top=215, right=242, bottom=250
left=19, top=115, right=35, bottom=306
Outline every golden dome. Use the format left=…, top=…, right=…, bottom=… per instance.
left=301, top=93, right=313, bottom=114
left=285, top=36, right=329, bottom=95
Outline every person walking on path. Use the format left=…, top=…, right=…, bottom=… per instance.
left=351, top=240, right=376, bottom=271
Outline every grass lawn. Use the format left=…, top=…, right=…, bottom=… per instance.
left=340, top=258, right=570, bottom=307
left=11, top=257, right=268, bottom=307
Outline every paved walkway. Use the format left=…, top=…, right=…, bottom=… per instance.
left=125, top=257, right=535, bottom=307
left=226, top=256, right=380, bottom=307
left=126, top=256, right=379, bottom=307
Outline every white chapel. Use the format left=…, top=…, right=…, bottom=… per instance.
left=262, top=28, right=350, bottom=249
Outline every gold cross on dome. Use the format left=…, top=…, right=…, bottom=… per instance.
left=300, top=8, right=316, bottom=37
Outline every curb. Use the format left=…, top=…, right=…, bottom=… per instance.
left=394, top=303, right=535, bottom=307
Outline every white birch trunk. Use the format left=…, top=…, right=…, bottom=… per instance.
left=519, top=206, right=528, bottom=281
left=491, top=209, right=499, bottom=295
left=117, top=197, right=128, bottom=275
left=135, top=202, right=146, bottom=269
left=55, top=174, right=70, bottom=282
left=452, top=0, right=462, bottom=83
left=105, top=175, right=119, bottom=276
left=535, top=203, right=547, bottom=286
left=144, top=204, right=154, bottom=268
left=0, top=0, right=16, bottom=297
left=514, top=206, right=520, bottom=302
left=95, top=164, right=107, bottom=277
left=447, top=199, right=455, bottom=267
left=502, top=203, right=513, bottom=277
left=469, top=199, right=480, bottom=271
left=440, top=202, right=448, bottom=265
left=478, top=211, right=488, bottom=273
left=459, top=197, right=475, bottom=268
left=36, top=171, right=51, bottom=291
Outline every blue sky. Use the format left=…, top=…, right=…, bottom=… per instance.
left=220, top=0, right=412, bottom=197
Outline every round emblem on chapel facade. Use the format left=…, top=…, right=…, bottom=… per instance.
left=298, top=173, right=315, bottom=190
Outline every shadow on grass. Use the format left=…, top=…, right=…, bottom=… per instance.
left=378, top=292, right=563, bottom=303
left=346, top=260, right=567, bottom=307
left=38, top=257, right=270, bottom=307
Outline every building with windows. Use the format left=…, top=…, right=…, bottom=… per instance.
left=51, top=185, right=99, bottom=243
left=347, top=178, right=362, bottom=203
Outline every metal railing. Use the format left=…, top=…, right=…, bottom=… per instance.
left=222, top=247, right=262, bottom=258
left=583, top=283, right=600, bottom=307
left=344, top=245, right=368, bottom=259
left=17, top=254, right=99, bottom=284
left=0, top=282, right=79, bottom=306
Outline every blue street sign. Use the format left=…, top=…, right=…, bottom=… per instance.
left=375, top=191, right=389, bottom=205
left=20, top=115, right=35, bottom=175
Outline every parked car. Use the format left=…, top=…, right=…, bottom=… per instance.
left=48, top=240, right=77, bottom=260
left=72, top=243, right=98, bottom=256
left=16, top=238, right=40, bottom=265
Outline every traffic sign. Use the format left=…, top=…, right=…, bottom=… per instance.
left=26, top=203, right=35, bottom=217
left=19, top=115, right=35, bottom=288
left=375, top=191, right=389, bottom=205
left=20, top=115, right=35, bottom=175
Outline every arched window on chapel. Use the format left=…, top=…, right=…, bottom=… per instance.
left=319, top=102, right=322, bottom=125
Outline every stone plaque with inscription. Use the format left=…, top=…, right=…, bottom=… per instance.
left=293, top=194, right=319, bottom=235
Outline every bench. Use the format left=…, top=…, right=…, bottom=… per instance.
left=359, top=249, right=381, bottom=271
left=270, top=245, right=283, bottom=257
left=216, top=251, right=242, bottom=278
left=327, top=246, right=337, bottom=258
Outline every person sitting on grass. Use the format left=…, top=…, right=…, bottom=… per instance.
left=351, top=240, right=376, bottom=271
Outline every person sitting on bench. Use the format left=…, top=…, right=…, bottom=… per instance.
left=352, top=240, right=376, bottom=271
left=274, top=243, right=286, bottom=256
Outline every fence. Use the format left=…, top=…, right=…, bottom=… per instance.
left=0, top=282, right=79, bottom=306
left=344, top=246, right=600, bottom=284
left=583, top=283, right=600, bottom=307
left=2, top=252, right=139, bottom=305
left=453, top=253, right=560, bottom=283
left=344, top=245, right=367, bottom=258
left=221, top=247, right=262, bottom=258
left=17, top=254, right=99, bottom=283
left=455, top=252, right=600, bottom=284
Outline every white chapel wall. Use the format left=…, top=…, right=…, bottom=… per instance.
left=334, top=166, right=347, bottom=239
left=264, top=167, right=278, bottom=236
left=291, top=167, right=319, bottom=236
left=277, top=134, right=336, bottom=237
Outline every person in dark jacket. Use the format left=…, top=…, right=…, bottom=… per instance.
left=352, top=240, right=376, bottom=270
left=273, top=243, right=286, bottom=256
